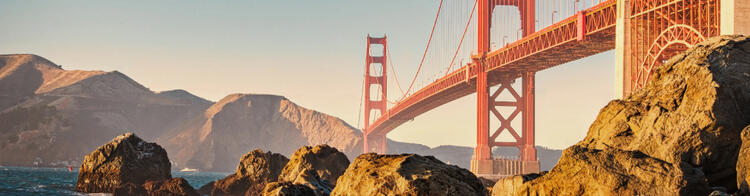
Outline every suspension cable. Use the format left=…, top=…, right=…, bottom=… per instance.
left=399, top=0, right=445, bottom=101
left=386, top=44, right=406, bottom=97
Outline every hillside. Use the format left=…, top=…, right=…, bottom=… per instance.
left=0, top=54, right=562, bottom=172
left=0, top=54, right=211, bottom=166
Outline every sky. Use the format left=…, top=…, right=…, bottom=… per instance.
left=0, top=0, right=616, bottom=150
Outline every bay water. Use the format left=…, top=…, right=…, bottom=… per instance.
left=0, top=166, right=228, bottom=195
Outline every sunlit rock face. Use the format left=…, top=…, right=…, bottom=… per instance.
left=76, top=133, right=171, bottom=193
left=501, top=35, right=750, bottom=195
left=276, top=145, right=350, bottom=195
left=331, top=153, right=487, bottom=196
left=198, top=149, right=289, bottom=196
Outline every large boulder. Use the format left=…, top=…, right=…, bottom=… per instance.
left=277, top=145, right=349, bottom=195
left=76, top=133, right=171, bottom=193
left=330, top=153, right=487, bottom=196
left=518, top=146, right=710, bottom=195
left=200, top=149, right=289, bottom=196
left=517, top=35, right=750, bottom=194
left=737, top=126, right=750, bottom=194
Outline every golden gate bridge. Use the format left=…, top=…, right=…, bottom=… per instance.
left=358, top=0, right=744, bottom=178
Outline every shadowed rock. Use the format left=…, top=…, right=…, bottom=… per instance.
left=113, top=183, right=147, bottom=196
left=76, top=133, right=171, bottom=193
left=330, top=153, right=486, bottom=196
left=261, top=181, right=317, bottom=196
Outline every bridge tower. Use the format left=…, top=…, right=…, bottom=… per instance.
left=615, top=0, right=749, bottom=97
left=471, top=0, right=540, bottom=177
left=363, top=35, right=388, bottom=154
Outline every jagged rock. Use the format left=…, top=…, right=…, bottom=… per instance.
left=261, top=181, right=317, bottom=196
left=278, top=145, right=348, bottom=195
left=490, top=173, right=544, bottom=196
left=330, top=153, right=487, bottom=196
left=519, top=35, right=750, bottom=195
left=76, top=133, right=171, bottom=193
left=142, top=178, right=199, bottom=196
left=205, top=149, right=289, bottom=195
left=284, top=169, right=334, bottom=196
left=738, top=126, right=750, bottom=194
left=237, top=149, right=290, bottom=182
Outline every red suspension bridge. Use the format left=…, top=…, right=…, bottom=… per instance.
left=359, top=0, right=746, bottom=177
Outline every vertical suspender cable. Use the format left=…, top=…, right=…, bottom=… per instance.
left=399, top=0, right=445, bottom=101
left=446, top=0, right=478, bottom=74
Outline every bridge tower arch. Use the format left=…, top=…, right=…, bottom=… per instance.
left=616, top=0, right=726, bottom=97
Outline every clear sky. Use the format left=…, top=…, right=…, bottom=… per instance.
left=0, top=0, right=615, bottom=150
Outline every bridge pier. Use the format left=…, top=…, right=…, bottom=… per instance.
left=363, top=133, right=387, bottom=154
left=471, top=0, right=539, bottom=177
left=470, top=71, right=540, bottom=177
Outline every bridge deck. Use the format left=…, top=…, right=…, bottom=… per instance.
left=366, top=0, right=617, bottom=136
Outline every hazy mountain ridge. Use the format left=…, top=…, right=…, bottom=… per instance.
left=0, top=54, right=562, bottom=172
left=0, top=54, right=211, bottom=167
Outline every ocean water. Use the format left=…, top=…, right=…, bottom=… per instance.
left=0, top=166, right=229, bottom=195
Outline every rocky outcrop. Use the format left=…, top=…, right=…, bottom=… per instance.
left=236, top=149, right=290, bottom=183
left=330, top=153, right=487, bottom=196
left=278, top=145, right=349, bottom=188
left=200, top=149, right=289, bottom=196
left=509, top=35, right=750, bottom=195
left=76, top=133, right=171, bottom=193
left=261, top=182, right=317, bottom=196
left=519, top=146, right=710, bottom=195
left=490, top=173, right=543, bottom=196
left=738, top=126, right=750, bottom=194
